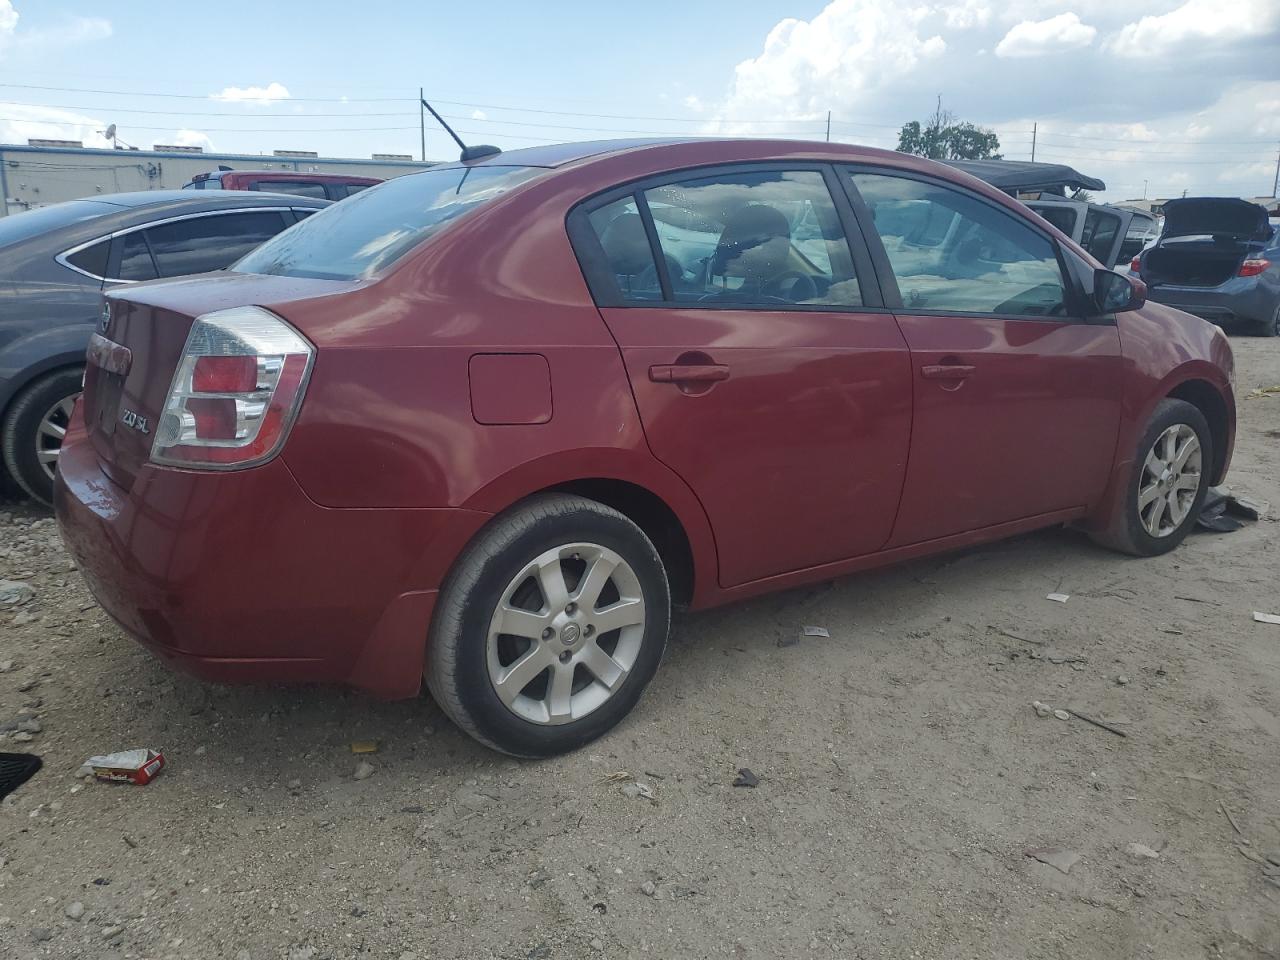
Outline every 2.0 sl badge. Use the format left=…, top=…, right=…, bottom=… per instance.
left=121, top=410, right=150, bottom=434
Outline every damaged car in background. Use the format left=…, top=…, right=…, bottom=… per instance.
left=1133, top=197, right=1280, bottom=337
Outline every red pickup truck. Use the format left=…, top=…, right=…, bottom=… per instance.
left=183, top=170, right=380, bottom=200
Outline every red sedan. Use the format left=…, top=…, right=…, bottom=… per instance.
left=55, top=139, right=1235, bottom=757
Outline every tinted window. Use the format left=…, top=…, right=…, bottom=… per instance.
left=117, top=232, right=157, bottom=281
left=1117, top=215, right=1158, bottom=263
left=235, top=165, right=542, bottom=280
left=1031, top=205, right=1078, bottom=237
left=851, top=172, right=1066, bottom=317
left=257, top=181, right=328, bottom=199
left=338, top=183, right=372, bottom=198
left=588, top=197, right=662, bottom=301
left=291, top=208, right=320, bottom=221
left=1081, top=208, right=1122, bottom=263
left=641, top=169, right=861, bottom=305
left=0, top=200, right=118, bottom=249
left=65, top=239, right=110, bottom=278
left=145, top=211, right=288, bottom=278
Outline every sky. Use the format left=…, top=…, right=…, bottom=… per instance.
left=0, top=0, right=1277, bottom=203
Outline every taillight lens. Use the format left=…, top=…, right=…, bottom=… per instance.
left=1238, top=258, right=1270, bottom=278
left=151, top=306, right=314, bottom=469
left=1130, top=255, right=1142, bottom=274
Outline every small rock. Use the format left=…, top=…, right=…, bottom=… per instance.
left=286, top=779, right=302, bottom=790
left=1053, top=709, right=1071, bottom=721
left=1116, top=675, right=1130, bottom=685
left=32, top=928, right=54, bottom=942
left=1126, top=842, right=1161, bottom=859
left=101, top=925, right=124, bottom=940
left=0, top=659, right=13, bottom=673
left=289, top=947, right=317, bottom=960
left=400, top=804, right=424, bottom=814
left=0, top=579, right=35, bottom=604
left=640, top=880, right=656, bottom=897
left=12, top=730, right=33, bottom=742
left=353, top=761, right=375, bottom=781
left=17, top=718, right=41, bottom=734
left=1025, top=847, right=1080, bottom=874
left=620, top=781, right=655, bottom=800
left=590, top=938, right=604, bottom=952
left=17, top=676, right=38, bottom=692
left=1032, top=701, right=1052, bottom=718
left=65, top=901, right=85, bottom=920
left=236, top=951, right=252, bottom=960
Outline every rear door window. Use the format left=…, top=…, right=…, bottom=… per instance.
left=116, top=232, right=158, bottom=281
left=1081, top=208, right=1122, bottom=263
left=848, top=170, right=1066, bottom=317
left=64, top=239, right=110, bottom=279
left=144, top=211, right=289, bottom=277
left=586, top=197, right=662, bottom=301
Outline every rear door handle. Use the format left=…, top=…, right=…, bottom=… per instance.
left=920, top=363, right=975, bottom=380
left=649, top=364, right=730, bottom=384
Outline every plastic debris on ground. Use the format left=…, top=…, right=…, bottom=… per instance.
left=80, top=748, right=164, bottom=785
left=801, top=626, right=830, bottom=638
left=733, top=768, right=759, bottom=788
left=1046, top=593, right=1070, bottom=603
left=1024, top=847, right=1080, bottom=874
left=0, top=752, right=42, bottom=800
left=350, top=740, right=379, bottom=754
left=1254, top=612, right=1280, bottom=625
left=1197, top=487, right=1267, bottom=533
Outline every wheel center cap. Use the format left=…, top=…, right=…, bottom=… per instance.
left=560, top=622, right=582, bottom=646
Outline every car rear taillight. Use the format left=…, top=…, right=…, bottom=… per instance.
left=1130, top=255, right=1142, bottom=274
left=151, top=306, right=313, bottom=469
left=1238, top=258, right=1271, bottom=278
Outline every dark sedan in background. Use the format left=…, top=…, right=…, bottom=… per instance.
left=0, top=190, right=328, bottom=502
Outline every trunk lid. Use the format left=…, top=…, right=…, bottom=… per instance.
left=1159, top=197, right=1271, bottom=241
left=84, top=272, right=353, bottom=487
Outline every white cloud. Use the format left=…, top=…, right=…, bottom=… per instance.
left=211, top=82, right=291, bottom=106
left=470, top=109, right=487, bottom=121
left=995, top=12, right=1097, bottom=58
left=172, top=129, right=213, bottom=151
left=0, top=1, right=17, bottom=39
left=1107, top=0, right=1280, bottom=58
left=940, top=1, right=991, bottom=29
left=0, top=103, right=111, bottom=147
left=710, top=0, right=945, bottom=131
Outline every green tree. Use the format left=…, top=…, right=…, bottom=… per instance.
left=897, top=97, right=1002, bottom=160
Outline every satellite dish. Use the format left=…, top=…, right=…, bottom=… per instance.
left=104, top=124, right=116, bottom=141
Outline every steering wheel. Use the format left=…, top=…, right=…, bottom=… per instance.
left=763, top=271, right=817, bottom=302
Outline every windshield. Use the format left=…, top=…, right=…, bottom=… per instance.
left=0, top=200, right=117, bottom=249
left=234, top=165, right=543, bottom=280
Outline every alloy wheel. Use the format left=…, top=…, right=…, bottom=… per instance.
left=486, top=542, right=646, bottom=725
left=35, top=394, right=77, bottom=482
left=1137, top=423, right=1202, bottom=538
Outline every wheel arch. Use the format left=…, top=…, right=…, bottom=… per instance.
left=458, top=449, right=719, bottom=608
left=1166, top=377, right=1231, bottom=484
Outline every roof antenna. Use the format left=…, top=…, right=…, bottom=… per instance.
left=420, top=98, right=501, bottom=162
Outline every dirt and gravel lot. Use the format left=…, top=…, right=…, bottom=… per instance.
left=1, top=336, right=1278, bottom=960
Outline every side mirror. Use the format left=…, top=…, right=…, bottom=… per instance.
left=1094, top=268, right=1146, bottom=314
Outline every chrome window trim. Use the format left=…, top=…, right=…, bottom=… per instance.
left=55, top=205, right=313, bottom=283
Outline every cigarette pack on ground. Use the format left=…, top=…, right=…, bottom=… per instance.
left=83, top=748, right=165, bottom=785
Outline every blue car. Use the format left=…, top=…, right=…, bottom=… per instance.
left=0, top=191, right=328, bottom=503
left=1136, top=198, right=1280, bottom=337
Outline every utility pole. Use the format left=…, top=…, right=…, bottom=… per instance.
left=1273, top=142, right=1279, bottom=198
left=825, top=111, right=831, bottom=142
left=1143, top=179, right=1148, bottom=200
left=1030, top=123, right=1036, bottom=162
left=419, top=87, right=426, bottom=163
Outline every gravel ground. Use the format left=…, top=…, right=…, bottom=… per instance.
left=2, top=336, right=1278, bottom=960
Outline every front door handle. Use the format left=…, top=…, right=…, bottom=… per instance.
left=920, top=363, right=975, bottom=380
left=649, top=364, right=730, bottom=384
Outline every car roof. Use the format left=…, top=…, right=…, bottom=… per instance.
left=88, top=190, right=330, bottom=208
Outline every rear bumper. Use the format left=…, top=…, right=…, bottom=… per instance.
left=1147, top=280, right=1273, bottom=326
left=53, top=435, right=490, bottom=698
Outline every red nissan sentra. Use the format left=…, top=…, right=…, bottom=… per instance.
left=55, top=139, right=1235, bottom=757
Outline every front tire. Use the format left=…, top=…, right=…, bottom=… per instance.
left=2, top=368, right=83, bottom=506
left=426, top=494, right=671, bottom=757
left=1091, top=398, right=1211, bottom=557
left=1259, top=304, right=1280, bottom=338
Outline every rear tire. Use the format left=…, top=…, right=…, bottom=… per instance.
left=426, top=494, right=671, bottom=757
left=1, top=368, right=83, bottom=507
left=1090, top=398, right=1211, bottom=557
left=1259, top=304, right=1280, bottom=338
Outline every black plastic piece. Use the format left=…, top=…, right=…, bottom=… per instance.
left=0, top=752, right=41, bottom=800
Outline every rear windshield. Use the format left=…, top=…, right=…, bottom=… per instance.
left=0, top=200, right=118, bottom=249
left=233, top=165, right=542, bottom=280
